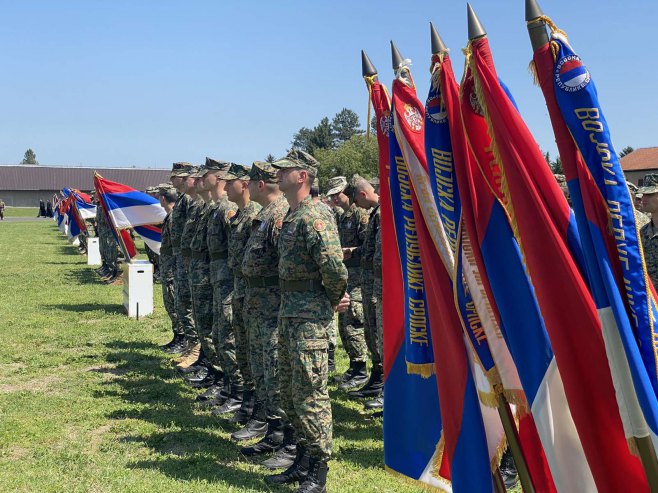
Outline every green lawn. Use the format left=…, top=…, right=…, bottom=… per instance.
left=0, top=222, right=422, bottom=493
left=3, top=206, right=40, bottom=218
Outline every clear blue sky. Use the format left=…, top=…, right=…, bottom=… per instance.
left=0, top=1, right=655, bottom=168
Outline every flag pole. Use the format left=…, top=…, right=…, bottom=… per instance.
left=525, top=0, right=658, bottom=488
left=463, top=6, right=538, bottom=492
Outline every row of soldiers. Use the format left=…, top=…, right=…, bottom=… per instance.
left=151, top=150, right=382, bottom=493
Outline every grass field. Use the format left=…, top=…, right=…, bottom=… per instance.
left=0, top=221, right=424, bottom=493
left=3, top=207, right=40, bottom=218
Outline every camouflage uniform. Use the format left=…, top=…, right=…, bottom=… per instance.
left=276, top=194, right=348, bottom=460
left=228, top=197, right=261, bottom=392
left=372, top=213, right=383, bottom=364
left=208, top=195, right=240, bottom=384
left=640, top=220, right=658, bottom=289
left=170, top=189, right=197, bottom=343
left=242, top=193, right=289, bottom=419
left=315, top=200, right=340, bottom=348
left=159, top=205, right=182, bottom=336
left=361, top=205, right=382, bottom=373
left=336, top=204, right=369, bottom=363
left=189, top=196, right=221, bottom=371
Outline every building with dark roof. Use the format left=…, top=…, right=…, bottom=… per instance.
left=621, top=147, right=658, bottom=186
left=0, top=165, right=171, bottom=206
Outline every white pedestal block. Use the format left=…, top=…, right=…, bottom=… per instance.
left=122, top=260, right=153, bottom=318
left=87, top=238, right=101, bottom=266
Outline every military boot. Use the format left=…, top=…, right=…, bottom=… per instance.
left=189, top=368, right=222, bottom=389
left=336, top=360, right=355, bottom=384
left=175, top=343, right=201, bottom=370
left=196, top=382, right=223, bottom=402
left=264, top=445, right=309, bottom=485
left=297, top=457, right=328, bottom=493
left=240, top=418, right=285, bottom=456
left=160, top=333, right=181, bottom=351
left=262, top=425, right=297, bottom=469
left=348, top=367, right=383, bottom=399
left=211, top=383, right=243, bottom=416
left=231, top=401, right=267, bottom=442
left=338, top=361, right=368, bottom=391
left=178, top=348, right=206, bottom=374
left=230, top=389, right=255, bottom=425
left=169, top=337, right=190, bottom=356
left=364, top=396, right=383, bottom=410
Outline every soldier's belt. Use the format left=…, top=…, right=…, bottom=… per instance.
left=343, top=257, right=360, bottom=268
left=182, top=248, right=192, bottom=258
left=160, top=246, right=173, bottom=256
left=280, top=279, right=324, bottom=292
left=210, top=250, right=228, bottom=260
left=190, top=251, right=209, bottom=260
left=246, top=276, right=280, bottom=288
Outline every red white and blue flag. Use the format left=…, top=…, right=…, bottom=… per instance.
left=94, top=174, right=165, bottom=255
left=469, top=35, right=648, bottom=491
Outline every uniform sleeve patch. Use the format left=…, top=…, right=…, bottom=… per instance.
left=275, top=219, right=283, bottom=229
left=313, top=219, right=326, bottom=232
left=360, top=214, right=369, bottom=224
left=227, top=210, right=236, bottom=220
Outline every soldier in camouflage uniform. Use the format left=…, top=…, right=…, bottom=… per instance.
left=326, top=176, right=369, bottom=390
left=367, top=212, right=383, bottom=414
left=349, top=176, right=383, bottom=403
left=184, top=164, right=225, bottom=389
left=177, top=168, right=206, bottom=371
left=640, top=174, right=658, bottom=288
left=224, top=163, right=261, bottom=425
left=204, top=159, right=242, bottom=411
left=143, top=186, right=161, bottom=282
left=265, top=150, right=348, bottom=493
left=169, top=163, right=198, bottom=360
left=156, top=184, right=185, bottom=354
left=235, top=162, right=290, bottom=450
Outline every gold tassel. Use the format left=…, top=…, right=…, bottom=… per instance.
left=406, top=362, right=436, bottom=378
left=628, top=437, right=640, bottom=458
left=364, top=75, right=376, bottom=142
left=528, top=60, right=540, bottom=86
left=385, top=466, right=451, bottom=492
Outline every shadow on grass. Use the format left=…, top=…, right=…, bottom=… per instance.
left=41, top=302, right=125, bottom=315
left=95, top=340, right=278, bottom=490
left=57, top=245, right=82, bottom=256
left=64, top=268, right=101, bottom=285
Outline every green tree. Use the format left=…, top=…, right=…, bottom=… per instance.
left=550, top=155, right=563, bottom=174
left=265, top=153, right=276, bottom=163
left=291, top=117, right=334, bottom=155
left=331, top=108, right=363, bottom=145
left=21, top=149, right=38, bottom=165
left=619, top=146, right=634, bottom=158
left=314, top=134, right=378, bottom=190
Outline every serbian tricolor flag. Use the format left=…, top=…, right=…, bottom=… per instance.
left=94, top=174, right=165, bottom=255
left=392, top=56, right=495, bottom=492
left=468, top=34, right=648, bottom=491
left=364, top=64, right=448, bottom=490
left=532, top=22, right=658, bottom=452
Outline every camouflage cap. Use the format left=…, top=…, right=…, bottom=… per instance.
left=271, top=149, right=318, bottom=176
left=369, top=176, right=380, bottom=187
left=627, top=181, right=639, bottom=195
left=144, top=186, right=159, bottom=194
left=157, top=183, right=176, bottom=193
left=326, top=176, right=348, bottom=196
left=171, top=162, right=196, bottom=177
left=224, top=163, right=251, bottom=181
left=249, top=161, right=278, bottom=183
left=184, top=165, right=201, bottom=178
left=190, top=164, right=211, bottom=178
left=640, top=174, right=658, bottom=195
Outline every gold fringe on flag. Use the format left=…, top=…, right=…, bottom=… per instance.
left=386, top=466, right=451, bottom=492
left=406, top=362, right=436, bottom=378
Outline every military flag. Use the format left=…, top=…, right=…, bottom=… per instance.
left=529, top=5, right=658, bottom=453
left=466, top=10, right=648, bottom=490
left=362, top=51, right=448, bottom=490
left=391, top=43, right=499, bottom=492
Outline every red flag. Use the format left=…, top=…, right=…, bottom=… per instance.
left=469, top=36, right=648, bottom=491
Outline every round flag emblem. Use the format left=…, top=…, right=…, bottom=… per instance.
left=403, top=104, right=423, bottom=132
left=379, top=111, right=392, bottom=136
left=426, top=95, right=447, bottom=124
left=555, top=54, right=590, bottom=92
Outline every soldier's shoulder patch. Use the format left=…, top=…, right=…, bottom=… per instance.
left=275, top=219, right=283, bottom=229
left=360, top=214, right=369, bottom=224
left=313, top=219, right=326, bottom=232
left=226, top=210, right=236, bottom=220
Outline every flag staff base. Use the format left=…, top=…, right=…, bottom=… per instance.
left=492, top=469, right=506, bottom=493
left=496, top=391, right=535, bottom=493
left=634, top=436, right=658, bottom=492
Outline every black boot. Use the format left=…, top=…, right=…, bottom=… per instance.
left=240, top=417, right=284, bottom=455
left=230, top=389, right=255, bottom=425
left=160, top=333, right=181, bottom=351
left=348, top=367, right=384, bottom=399
left=168, top=337, right=189, bottom=355
left=262, top=425, right=297, bottom=469
left=338, top=361, right=368, bottom=391
left=364, top=396, right=383, bottom=410
left=196, top=382, right=223, bottom=402
left=231, top=401, right=267, bottom=441
left=177, top=349, right=207, bottom=374
left=212, top=383, right=243, bottom=416
left=186, top=367, right=217, bottom=388
left=297, top=457, right=328, bottom=493
left=328, top=344, right=336, bottom=374
left=264, top=445, right=309, bottom=485
left=500, top=448, right=518, bottom=489
left=336, top=360, right=355, bottom=384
